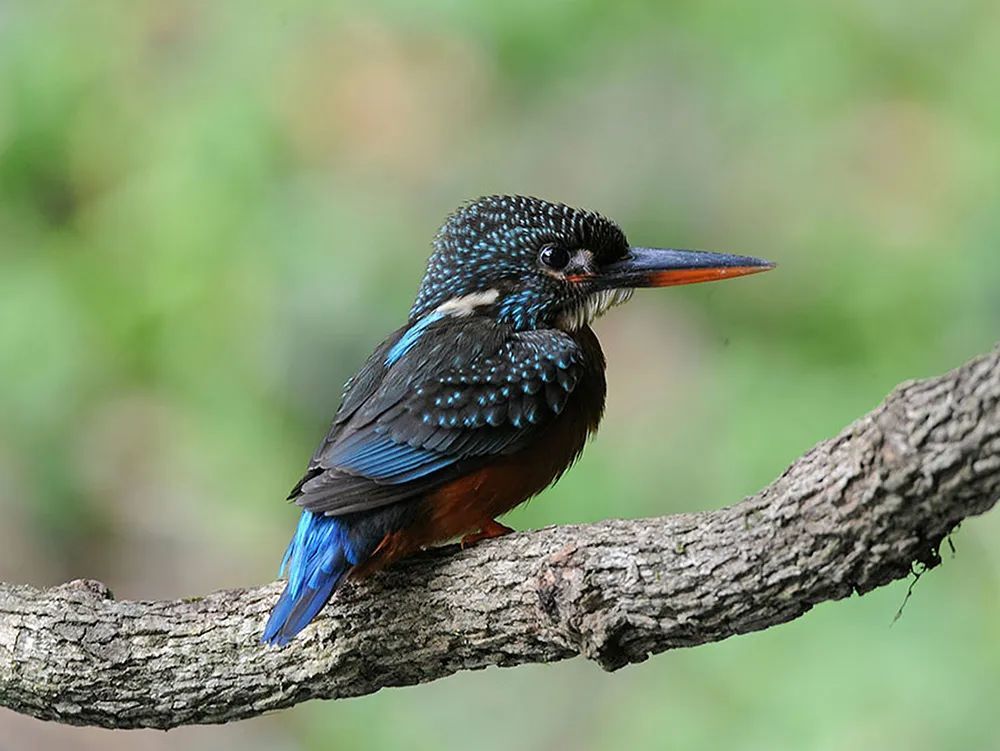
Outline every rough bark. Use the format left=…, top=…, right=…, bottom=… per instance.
left=1, top=347, right=998, bottom=730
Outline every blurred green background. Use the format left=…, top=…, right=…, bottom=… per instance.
left=1, top=1, right=999, bottom=749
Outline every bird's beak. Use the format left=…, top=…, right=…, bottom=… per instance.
left=598, top=247, right=775, bottom=289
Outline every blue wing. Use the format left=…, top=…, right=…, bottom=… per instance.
left=291, top=315, right=587, bottom=516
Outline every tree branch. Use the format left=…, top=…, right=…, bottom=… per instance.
left=2, top=347, right=998, bottom=729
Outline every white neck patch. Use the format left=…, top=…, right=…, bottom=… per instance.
left=434, top=289, right=500, bottom=317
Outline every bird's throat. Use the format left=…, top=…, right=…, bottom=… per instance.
left=555, top=288, right=634, bottom=331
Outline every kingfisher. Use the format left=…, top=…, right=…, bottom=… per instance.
left=262, top=195, right=773, bottom=646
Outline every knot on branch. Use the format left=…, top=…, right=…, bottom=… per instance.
left=534, top=543, right=648, bottom=671
left=56, top=579, right=115, bottom=601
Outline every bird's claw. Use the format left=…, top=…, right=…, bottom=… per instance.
left=461, top=520, right=515, bottom=548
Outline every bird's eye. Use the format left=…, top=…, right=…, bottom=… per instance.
left=538, top=244, right=570, bottom=271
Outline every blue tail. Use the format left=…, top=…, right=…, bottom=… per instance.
left=262, top=511, right=357, bottom=647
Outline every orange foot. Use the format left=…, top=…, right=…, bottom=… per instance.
left=461, top=519, right=515, bottom=549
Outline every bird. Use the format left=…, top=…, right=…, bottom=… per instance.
left=262, top=194, right=773, bottom=646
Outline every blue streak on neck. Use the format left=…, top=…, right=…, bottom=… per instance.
left=386, top=310, right=444, bottom=365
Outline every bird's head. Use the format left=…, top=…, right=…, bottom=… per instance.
left=410, top=195, right=773, bottom=330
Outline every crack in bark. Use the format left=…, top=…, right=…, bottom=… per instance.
left=1, top=347, right=998, bottom=729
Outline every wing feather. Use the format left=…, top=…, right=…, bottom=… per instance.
left=291, top=317, right=585, bottom=516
